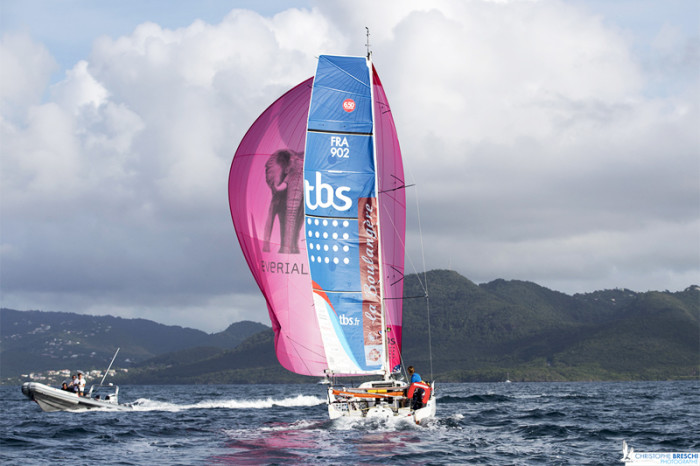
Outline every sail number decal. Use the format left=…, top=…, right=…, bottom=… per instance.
left=330, top=136, right=349, bottom=158
left=342, top=98, right=356, bottom=112
left=303, top=132, right=374, bottom=218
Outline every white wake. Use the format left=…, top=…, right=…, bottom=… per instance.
left=129, top=394, right=325, bottom=412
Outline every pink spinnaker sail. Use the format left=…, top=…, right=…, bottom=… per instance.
left=229, top=61, right=405, bottom=377
left=373, top=67, right=406, bottom=372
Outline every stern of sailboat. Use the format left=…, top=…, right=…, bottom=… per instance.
left=326, top=378, right=437, bottom=421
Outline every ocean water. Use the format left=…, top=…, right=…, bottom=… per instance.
left=2, top=381, right=698, bottom=465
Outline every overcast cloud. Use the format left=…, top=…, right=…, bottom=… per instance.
left=1, top=0, right=698, bottom=332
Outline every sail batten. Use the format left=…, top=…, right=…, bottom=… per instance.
left=308, top=129, right=373, bottom=136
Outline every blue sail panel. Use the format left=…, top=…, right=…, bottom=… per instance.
left=313, top=291, right=383, bottom=371
left=305, top=132, right=375, bottom=173
left=304, top=128, right=376, bottom=219
left=304, top=170, right=375, bottom=218
left=307, top=55, right=373, bottom=134
left=306, top=217, right=360, bottom=291
left=303, top=56, right=385, bottom=375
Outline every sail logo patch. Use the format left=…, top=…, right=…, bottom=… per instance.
left=304, top=171, right=352, bottom=211
left=339, top=314, right=360, bottom=326
left=306, top=217, right=352, bottom=266
left=342, top=99, right=356, bottom=112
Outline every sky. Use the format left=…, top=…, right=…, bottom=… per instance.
left=1, top=0, right=698, bottom=333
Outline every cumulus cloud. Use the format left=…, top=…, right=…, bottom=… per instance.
left=0, top=32, right=57, bottom=118
left=1, top=1, right=697, bottom=331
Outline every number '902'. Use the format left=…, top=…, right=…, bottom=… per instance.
left=331, top=147, right=349, bottom=158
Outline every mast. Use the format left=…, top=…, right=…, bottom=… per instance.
left=365, top=27, right=372, bottom=59
left=99, top=348, right=120, bottom=386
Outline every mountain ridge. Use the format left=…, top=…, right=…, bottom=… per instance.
left=0, top=308, right=268, bottom=379
left=2, top=271, right=698, bottom=384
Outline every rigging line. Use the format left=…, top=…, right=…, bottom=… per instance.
left=385, top=292, right=410, bottom=385
left=413, top=181, right=434, bottom=380
left=388, top=263, right=405, bottom=287
left=283, top=330, right=327, bottom=374
left=380, top=286, right=409, bottom=383
left=397, top=340, right=409, bottom=382
left=387, top=173, right=406, bottom=186
left=377, top=177, right=432, bottom=383
left=379, top=183, right=415, bottom=194
left=377, top=194, right=427, bottom=296
left=400, top=156, right=428, bottom=296
left=413, top=182, right=429, bottom=295
left=385, top=295, right=426, bottom=300
left=383, top=207, right=428, bottom=295
left=426, top=295, right=433, bottom=380
left=287, top=335, right=313, bottom=376
left=386, top=190, right=425, bottom=294
left=379, top=170, right=430, bottom=376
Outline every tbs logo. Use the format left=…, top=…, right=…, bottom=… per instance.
left=343, top=99, right=356, bottom=112
left=339, top=314, right=360, bottom=326
left=305, top=172, right=352, bottom=212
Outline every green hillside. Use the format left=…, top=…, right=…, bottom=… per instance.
left=3, top=270, right=698, bottom=384
left=119, top=330, right=307, bottom=384
left=0, top=309, right=268, bottom=378
left=401, top=270, right=699, bottom=382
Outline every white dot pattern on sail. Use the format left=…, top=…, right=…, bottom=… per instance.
left=306, top=217, right=353, bottom=266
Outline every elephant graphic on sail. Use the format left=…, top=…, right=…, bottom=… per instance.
left=263, top=149, right=305, bottom=254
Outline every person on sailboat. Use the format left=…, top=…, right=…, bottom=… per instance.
left=406, top=366, right=431, bottom=410
left=407, top=366, right=422, bottom=383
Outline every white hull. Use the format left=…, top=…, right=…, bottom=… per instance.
left=327, top=379, right=436, bottom=424
left=21, top=382, right=131, bottom=412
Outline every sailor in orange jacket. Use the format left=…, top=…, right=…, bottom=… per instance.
left=407, top=381, right=431, bottom=410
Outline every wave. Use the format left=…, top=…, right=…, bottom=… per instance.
left=330, top=414, right=420, bottom=432
left=439, top=394, right=512, bottom=404
left=516, top=423, right=571, bottom=439
left=129, top=394, right=325, bottom=412
left=256, top=419, right=323, bottom=432
left=517, top=408, right=567, bottom=420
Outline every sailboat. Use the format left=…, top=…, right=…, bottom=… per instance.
left=228, top=49, right=436, bottom=423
